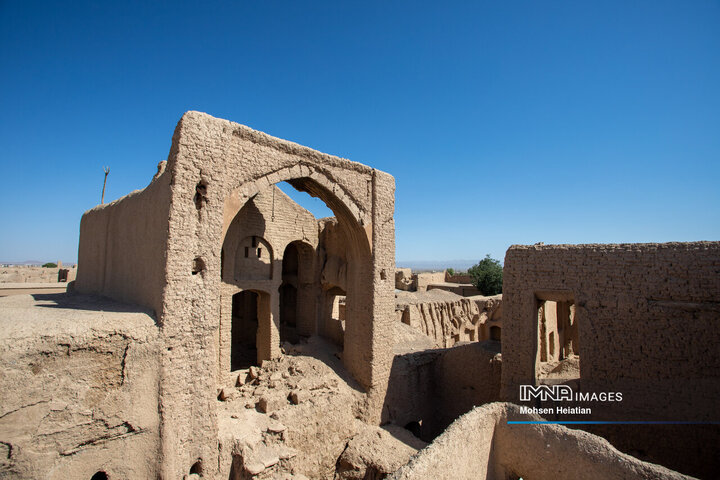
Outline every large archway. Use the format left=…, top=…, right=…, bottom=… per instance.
left=221, top=171, right=375, bottom=381
left=156, top=112, right=396, bottom=478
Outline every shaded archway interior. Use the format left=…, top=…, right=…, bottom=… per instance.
left=219, top=174, right=373, bottom=378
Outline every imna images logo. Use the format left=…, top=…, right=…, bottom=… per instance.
left=519, top=385, right=623, bottom=402
left=520, top=385, right=573, bottom=402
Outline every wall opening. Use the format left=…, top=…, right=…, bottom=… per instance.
left=536, top=294, right=579, bottom=382
left=91, top=473, right=108, bottom=480
left=490, top=325, right=501, bottom=342
left=322, top=287, right=346, bottom=347
left=276, top=181, right=333, bottom=219
left=466, top=328, right=476, bottom=341
left=189, top=459, right=203, bottom=475
left=231, top=291, right=259, bottom=370
left=280, top=242, right=312, bottom=344
left=404, top=420, right=422, bottom=438
left=194, top=180, right=208, bottom=210
left=192, top=257, right=205, bottom=276
left=279, top=283, right=298, bottom=343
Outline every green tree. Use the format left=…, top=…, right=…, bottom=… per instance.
left=446, top=268, right=455, bottom=276
left=42, top=262, right=57, bottom=268
left=468, top=255, right=503, bottom=295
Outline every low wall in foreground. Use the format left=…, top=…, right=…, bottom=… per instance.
left=389, top=403, right=691, bottom=480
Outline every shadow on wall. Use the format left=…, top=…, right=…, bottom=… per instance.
left=388, top=403, right=693, bottom=480
left=382, top=341, right=502, bottom=442
left=30, top=292, right=157, bottom=317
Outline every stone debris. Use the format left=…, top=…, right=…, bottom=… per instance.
left=267, top=421, right=287, bottom=434
left=288, top=390, right=309, bottom=405
left=218, top=388, right=233, bottom=401
left=257, top=394, right=287, bottom=414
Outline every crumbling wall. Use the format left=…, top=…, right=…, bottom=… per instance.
left=426, top=282, right=481, bottom=296
left=394, top=268, right=415, bottom=291
left=389, top=403, right=691, bottom=480
left=502, top=241, right=720, bottom=478
left=73, top=112, right=396, bottom=479
left=431, top=342, right=501, bottom=436
left=395, top=290, right=502, bottom=347
left=142, top=112, right=394, bottom=478
left=0, top=294, right=161, bottom=480
left=0, top=266, right=77, bottom=284
left=415, top=272, right=445, bottom=292
left=444, top=272, right=472, bottom=284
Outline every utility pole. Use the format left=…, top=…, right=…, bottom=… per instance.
left=101, top=166, right=110, bottom=204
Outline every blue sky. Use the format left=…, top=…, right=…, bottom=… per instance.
left=1, top=1, right=718, bottom=266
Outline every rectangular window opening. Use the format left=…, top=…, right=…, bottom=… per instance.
left=535, top=292, right=579, bottom=382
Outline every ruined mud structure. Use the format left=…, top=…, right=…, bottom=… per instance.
left=502, top=243, right=720, bottom=478
left=395, top=289, right=502, bottom=347
left=0, top=112, right=718, bottom=480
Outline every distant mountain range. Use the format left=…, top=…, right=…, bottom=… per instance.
left=0, top=260, right=76, bottom=266
left=396, top=259, right=477, bottom=272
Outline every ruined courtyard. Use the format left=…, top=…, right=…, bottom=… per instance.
left=0, top=112, right=718, bottom=479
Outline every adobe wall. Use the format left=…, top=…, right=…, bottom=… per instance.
left=395, top=290, right=502, bottom=346
left=0, top=266, right=77, bottom=284
left=389, top=403, right=691, bottom=480
left=415, top=271, right=445, bottom=292
left=444, top=272, right=472, bottom=284
left=426, top=282, right=482, bottom=296
left=161, top=112, right=395, bottom=478
left=74, top=111, right=395, bottom=479
left=394, top=268, right=415, bottom=291
left=75, top=163, right=172, bottom=317
left=383, top=341, right=501, bottom=439
left=501, top=241, right=720, bottom=478
left=0, top=294, right=161, bottom=479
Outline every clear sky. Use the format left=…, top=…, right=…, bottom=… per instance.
left=1, top=1, right=718, bottom=266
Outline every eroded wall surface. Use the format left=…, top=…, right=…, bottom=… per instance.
left=501, top=241, right=720, bottom=478
left=0, top=294, right=161, bottom=480
left=395, top=290, right=502, bottom=347
left=389, top=403, right=691, bottom=480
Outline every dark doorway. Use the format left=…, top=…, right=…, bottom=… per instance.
left=231, top=291, right=259, bottom=370
left=322, top=287, right=346, bottom=347
left=279, top=284, right=298, bottom=343
left=280, top=243, right=300, bottom=343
